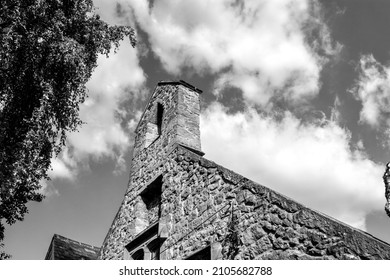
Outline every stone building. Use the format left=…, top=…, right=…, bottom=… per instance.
left=96, top=80, right=390, bottom=260
left=45, top=80, right=390, bottom=260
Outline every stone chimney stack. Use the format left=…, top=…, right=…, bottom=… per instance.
left=130, top=80, right=203, bottom=176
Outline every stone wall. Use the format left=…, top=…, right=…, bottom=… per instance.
left=159, top=147, right=390, bottom=260
left=99, top=144, right=390, bottom=260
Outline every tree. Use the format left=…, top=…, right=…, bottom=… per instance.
left=383, top=163, right=390, bottom=218
left=0, top=0, right=136, bottom=258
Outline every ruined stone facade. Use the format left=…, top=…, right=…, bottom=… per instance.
left=99, top=80, right=390, bottom=260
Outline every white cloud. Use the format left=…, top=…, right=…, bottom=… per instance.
left=201, top=103, right=384, bottom=229
left=48, top=147, right=77, bottom=180
left=69, top=41, right=145, bottom=162
left=118, top=0, right=339, bottom=107
left=49, top=41, right=146, bottom=181
left=45, top=1, right=146, bottom=183
left=39, top=180, right=60, bottom=198
left=352, top=54, right=390, bottom=128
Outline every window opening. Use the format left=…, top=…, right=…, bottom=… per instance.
left=185, top=246, right=211, bottom=260
left=125, top=222, right=166, bottom=260
left=131, top=248, right=144, bottom=260
left=144, top=103, right=164, bottom=148
left=148, top=238, right=162, bottom=260
left=140, top=175, right=162, bottom=221
left=157, top=103, right=164, bottom=136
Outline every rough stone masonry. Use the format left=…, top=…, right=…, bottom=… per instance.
left=99, top=80, right=390, bottom=260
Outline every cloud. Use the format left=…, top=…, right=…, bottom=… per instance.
left=118, top=0, right=340, bottom=107
left=69, top=41, right=145, bottom=163
left=330, top=95, right=342, bottom=123
left=44, top=1, right=146, bottom=184
left=352, top=54, right=390, bottom=128
left=201, top=103, right=384, bottom=229
left=93, top=0, right=128, bottom=24
left=39, top=180, right=60, bottom=198
left=48, top=147, right=77, bottom=180
left=48, top=40, right=146, bottom=181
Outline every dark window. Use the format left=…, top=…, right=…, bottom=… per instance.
left=144, top=103, right=164, bottom=148
left=186, top=246, right=211, bottom=260
left=157, top=103, right=164, bottom=136
left=140, top=175, right=162, bottom=220
left=132, top=248, right=144, bottom=260
left=148, top=238, right=162, bottom=260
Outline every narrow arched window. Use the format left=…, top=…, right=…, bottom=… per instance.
left=157, top=103, right=164, bottom=136
left=131, top=248, right=144, bottom=260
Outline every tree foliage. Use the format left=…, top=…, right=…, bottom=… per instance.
left=0, top=0, right=136, bottom=257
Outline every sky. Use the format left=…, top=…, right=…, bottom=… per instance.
left=4, top=0, right=390, bottom=259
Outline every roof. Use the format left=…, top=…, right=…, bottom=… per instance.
left=44, top=234, right=100, bottom=260
left=157, top=80, right=203, bottom=94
